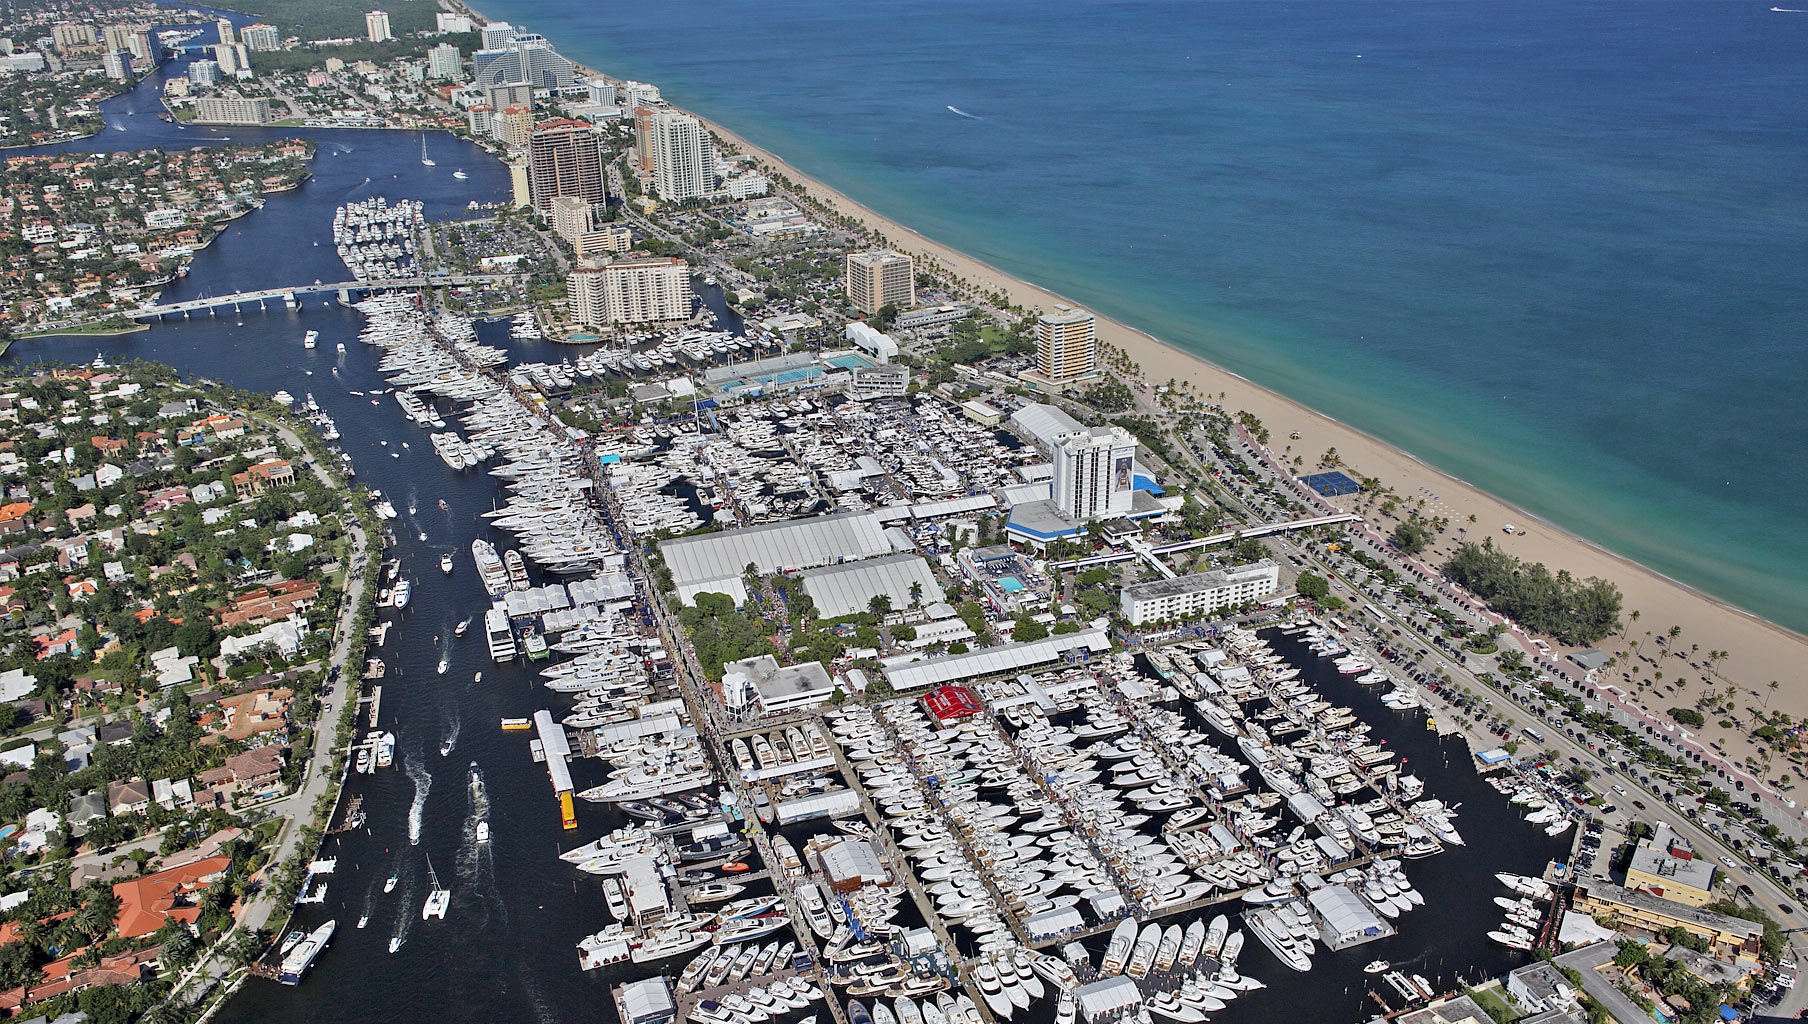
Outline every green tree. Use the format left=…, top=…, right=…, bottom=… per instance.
left=1391, top=517, right=1434, bottom=555
left=1011, top=617, right=1048, bottom=643
left=1295, top=572, right=1330, bottom=601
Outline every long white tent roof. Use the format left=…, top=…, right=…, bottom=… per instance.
left=797, top=554, right=941, bottom=619
left=660, top=511, right=891, bottom=604
left=881, top=628, right=1112, bottom=691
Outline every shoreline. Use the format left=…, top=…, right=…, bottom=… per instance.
left=471, top=3, right=1808, bottom=723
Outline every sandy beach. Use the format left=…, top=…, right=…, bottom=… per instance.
left=460, top=0, right=1808, bottom=795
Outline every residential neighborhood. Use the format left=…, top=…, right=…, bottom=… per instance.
left=0, top=362, right=365, bottom=1020
left=0, top=142, right=314, bottom=333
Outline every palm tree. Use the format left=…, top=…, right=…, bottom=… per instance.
left=908, top=581, right=923, bottom=608
left=72, top=893, right=116, bottom=943
left=1767, top=681, right=1780, bottom=707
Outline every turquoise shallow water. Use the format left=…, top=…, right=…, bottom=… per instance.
left=489, top=0, right=1808, bottom=628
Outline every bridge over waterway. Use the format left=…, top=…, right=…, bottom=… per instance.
left=129, top=275, right=523, bottom=319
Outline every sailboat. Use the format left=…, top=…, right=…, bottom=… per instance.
left=420, top=134, right=436, bottom=167
left=422, top=854, right=451, bottom=919
left=452, top=169, right=468, bottom=180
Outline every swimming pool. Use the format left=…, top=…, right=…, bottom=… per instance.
left=824, top=352, right=874, bottom=370
left=997, top=576, right=1026, bottom=593
left=0, top=824, right=18, bottom=844
left=724, top=366, right=827, bottom=390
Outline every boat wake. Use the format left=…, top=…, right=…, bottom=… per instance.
left=458, top=766, right=492, bottom=883
left=406, top=750, right=431, bottom=845
left=389, top=888, right=413, bottom=952
left=516, top=967, right=559, bottom=1024
left=1771, top=6, right=1806, bottom=10
left=440, top=709, right=460, bottom=756
left=946, top=105, right=982, bottom=120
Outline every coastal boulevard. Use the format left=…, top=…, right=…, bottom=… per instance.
left=7, top=41, right=1571, bottom=1024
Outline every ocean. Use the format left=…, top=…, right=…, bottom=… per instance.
left=464, top=0, right=1808, bottom=631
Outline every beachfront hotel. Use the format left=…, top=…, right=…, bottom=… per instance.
left=845, top=250, right=915, bottom=315
left=568, top=256, right=693, bottom=327
left=527, top=119, right=606, bottom=211
left=1051, top=424, right=1138, bottom=522
left=1030, top=305, right=1099, bottom=387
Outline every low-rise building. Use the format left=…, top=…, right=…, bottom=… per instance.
left=113, top=856, right=232, bottom=938
left=719, top=655, right=837, bottom=716
left=847, top=364, right=909, bottom=401
left=1576, top=882, right=1763, bottom=961
left=1508, top=962, right=1580, bottom=1015
left=1623, top=822, right=1716, bottom=905
left=1119, top=560, right=1280, bottom=625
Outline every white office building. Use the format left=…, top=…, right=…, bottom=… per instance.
left=648, top=108, right=714, bottom=202
left=480, top=21, right=516, bottom=48
left=364, top=9, right=392, bottom=42
left=620, top=80, right=661, bottom=113
left=1051, top=426, right=1138, bottom=522
left=1119, top=560, right=1280, bottom=625
left=426, top=42, right=461, bottom=80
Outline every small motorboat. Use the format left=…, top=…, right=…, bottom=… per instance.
left=1364, top=960, right=1389, bottom=974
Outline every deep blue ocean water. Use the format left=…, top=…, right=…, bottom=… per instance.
left=466, top=0, right=1808, bottom=630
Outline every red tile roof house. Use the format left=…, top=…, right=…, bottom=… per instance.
left=0, top=946, right=161, bottom=1015
left=112, top=856, right=233, bottom=938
